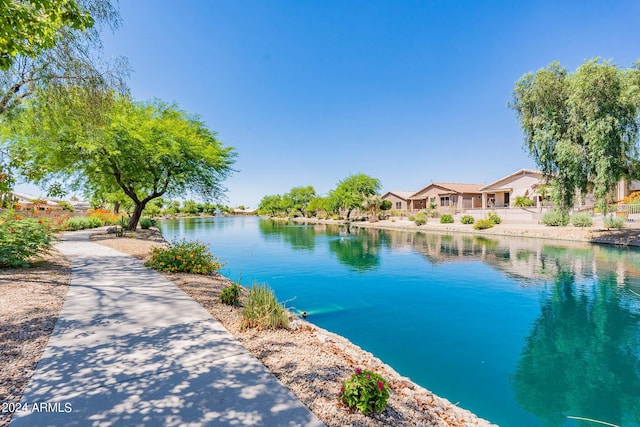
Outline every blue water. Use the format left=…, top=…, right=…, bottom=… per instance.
left=159, top=217, right=640, bottom=427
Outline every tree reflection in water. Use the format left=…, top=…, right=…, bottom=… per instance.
left=327, top=227, right=384, bottom=272
left=513, top=270, right=640, bottom=427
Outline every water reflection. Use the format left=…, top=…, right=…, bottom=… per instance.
left=327, top=227, right=386, bottom=272
left=513, top=270, right=640, bottom=427
left=258, top=220, right=318, bottom=251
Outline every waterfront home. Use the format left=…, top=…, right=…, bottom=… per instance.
left=407, top=183, right=483, bottom=213
left=381, top=191, right=414, bottom=211
left=478, top=169, right=545, bottom=209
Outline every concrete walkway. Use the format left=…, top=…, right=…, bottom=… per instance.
left=10, top=230, right=324, bottom=427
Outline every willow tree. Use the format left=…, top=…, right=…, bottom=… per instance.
left=6, top=92, right=236, bottom=230
left=511, top=58, right=640, bottom=212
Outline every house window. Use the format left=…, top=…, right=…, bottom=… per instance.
left=440, top=196, right=450, bottom=207
left=395, top=202, right=402, bottom=209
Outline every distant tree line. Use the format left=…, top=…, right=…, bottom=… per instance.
left=258, top=173, right=392, bottom=220
left=90, top=197, right=237, bottom=217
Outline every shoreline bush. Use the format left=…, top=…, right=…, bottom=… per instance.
left=571, top=213, right=593, bottom=227
left=542, top=210, right=569, bottom=226
left=488, top=211, right=501, bottom=224
left=340, top=368, right=390, bottom=415
left=460, top=215, right=475, bottom=224
left=603, top=215, right=624, bottom=229
left=440, top=214, right=454, bottom=224
left=220, top=282, right=242, bottom=306
left=145, top=239, right=223, bottom=274
left=473, top=219, right=494, bottom=230
left=414, top=212, right=427, bottom=226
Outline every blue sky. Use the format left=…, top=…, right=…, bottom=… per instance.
left=21, top=0, right=640, bottom=207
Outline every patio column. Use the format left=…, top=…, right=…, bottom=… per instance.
left=482, top=193, right=487, bottom=209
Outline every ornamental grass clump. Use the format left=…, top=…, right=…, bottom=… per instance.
left=145, top=239, right=223, bottom=274
left=241, top=284, right=289, bottom=330
left=220, top=282, right=242, bottom=306
left=339, top=368, right=390, bottom=415
left=0, top=215, right=53, bottom=267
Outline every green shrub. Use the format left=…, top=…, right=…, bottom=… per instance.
left=64, top=216, right=104, bottom=231
left=414, top=213, right=427, bottom=226
left=440, top=214, right=454, bottom=224
left=542, top=210, right=569, bottom=226
left=473, top=219, right=494, bottom=230
left=241, top=284, right=289, bottom=330
left=460, top=215, right=475, bottom=224
left=408, top=215, right=415, bottom=221
left=0, top=217, right=53, bottom=267
left=571, top=213, right=593, bottom=227
left=220, top=282, right=242, bottom=306
left=145, top=239, right=223, bottom=274
left=488, top=212, right=502, bottom=224
left=340, top=368, right=390, bottom=415
left=603, top=215, right=624, bottom=229
left=140, top=217, right=154, bottom=229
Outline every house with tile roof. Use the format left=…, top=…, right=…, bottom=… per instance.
left=381, top=191, right=414, bottom=211
left=478, top=169, right=546, bottom=209
left=407, top=182, right=483, bottom=213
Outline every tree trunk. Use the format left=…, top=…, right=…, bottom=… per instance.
left=114, top=201, right=120, bottom=214
left=128, top=201, right=146, bottom=231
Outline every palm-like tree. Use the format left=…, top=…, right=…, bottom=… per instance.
left=362, top=194, right=382, bottom=223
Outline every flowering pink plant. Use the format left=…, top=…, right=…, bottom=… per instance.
left=339, top=368, right=390, bottom=415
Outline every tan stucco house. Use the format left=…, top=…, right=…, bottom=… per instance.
left=381, top=191, right=414, bottom=211
left=407, top=183, right=483, bottom=213
left=478, top=169, right=546, bottom=209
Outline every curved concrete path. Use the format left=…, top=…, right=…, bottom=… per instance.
left=10, top=230, right=324, bottom=427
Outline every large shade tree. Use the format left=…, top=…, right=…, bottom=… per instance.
left=0, top=0, right=126, bottom=201
left=5, top=92, right=236, bottom=230
left=511, top=58, right=640, bottom=212
left=328, top=173, right=381, bottom=219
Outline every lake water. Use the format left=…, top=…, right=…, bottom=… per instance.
left=158, top=216, right=640, bottom=427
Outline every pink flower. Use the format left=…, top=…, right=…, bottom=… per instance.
left=355, top=368, right=362, bottom=375
left=377, top=381, right=384, bottom=391
left=366, top=375, right=371, bottom=380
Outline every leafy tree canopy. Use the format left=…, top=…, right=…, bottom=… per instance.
left=511, top=58, right=640, bottom=211
left=0, top=0, right=94, bottom=69
left=328, top=173, right=381, bottom=218
left=5, top=91, right=236, bottom=229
